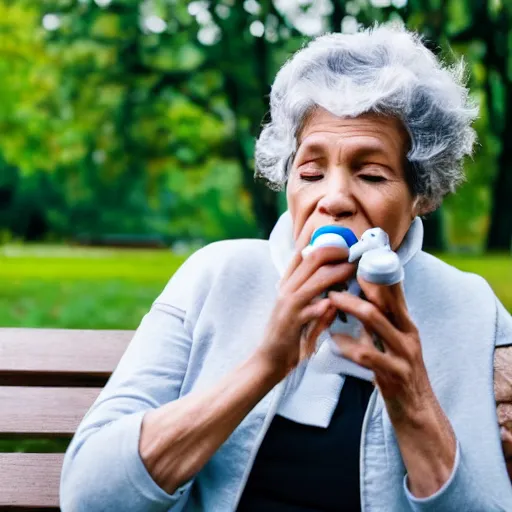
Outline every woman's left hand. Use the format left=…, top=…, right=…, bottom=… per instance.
left=328, top=278, right=457, bottom=498
left=327, top=278, right=432, bottom=422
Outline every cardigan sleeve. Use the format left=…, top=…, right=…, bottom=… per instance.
left=403, top=441, right=507, bottom=511
left=60, top=246, right=217, bottom=512
left=403, top=295, right=512, bottom=511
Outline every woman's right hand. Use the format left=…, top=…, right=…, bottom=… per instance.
left=256, top=245, right=356, bottom=378
left=138, top=245, right=354, bottom=495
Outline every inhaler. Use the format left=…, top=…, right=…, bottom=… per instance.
left=302, top=225, right=403, bottom=341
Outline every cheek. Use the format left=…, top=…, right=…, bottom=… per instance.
left=362, top=185, right=414, bottom=246
left=286, top=181, right=303, bottom=240
left=286, top=180, right=320, bottom=243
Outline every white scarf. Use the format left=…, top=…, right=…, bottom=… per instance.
left=268, top=211, right=424, bottom=427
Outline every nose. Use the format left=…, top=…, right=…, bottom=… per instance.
left=317, top=172, right=357, bottom=220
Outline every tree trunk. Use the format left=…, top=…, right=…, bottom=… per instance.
left=487, top=100, right=512, bottom=251
left=330, top=1, right=345, bottom=32
left=246, top=178, right=280, bottom=238
left=251, top=19, right=279, bottom=237
left=486, top=9, right=512, bottom=251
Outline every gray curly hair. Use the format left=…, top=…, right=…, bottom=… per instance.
left=255, top=24, right=478, bottom=208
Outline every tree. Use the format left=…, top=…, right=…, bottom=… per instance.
left=0, top=0, right=507, bottom=250
left=449, top=0, right=512, bottom=251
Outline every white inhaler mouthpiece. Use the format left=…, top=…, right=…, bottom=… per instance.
left=348, top=227, right=403, bottom=285
left=301, top=226, right=358, bottom=259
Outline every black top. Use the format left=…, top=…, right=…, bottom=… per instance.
left=237, top=376, right=375, bottom=512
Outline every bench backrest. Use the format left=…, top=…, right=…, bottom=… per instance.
left=0, top=328, right=131, bottom=510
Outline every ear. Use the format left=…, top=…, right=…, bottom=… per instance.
left=412, top=196, right=437, bottom=218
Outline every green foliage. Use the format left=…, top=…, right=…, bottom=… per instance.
left=0, top=0, right=260, bottom=241
left=0, top=2, right=62, bottom=171
left=0, top=0, right=510, bottom=248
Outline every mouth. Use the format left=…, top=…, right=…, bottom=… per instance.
left=310, top=223, right=362, bottom=240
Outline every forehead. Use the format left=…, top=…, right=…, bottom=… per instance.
left=296, top=108, right=409, bottom=160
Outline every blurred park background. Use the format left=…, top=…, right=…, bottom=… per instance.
left=1, top=0, right=511, bottom=334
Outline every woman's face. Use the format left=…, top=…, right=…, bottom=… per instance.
left=286, top=108, right=419, bottom=251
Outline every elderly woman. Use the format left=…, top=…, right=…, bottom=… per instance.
left=60, top=25, right=512, bottom=511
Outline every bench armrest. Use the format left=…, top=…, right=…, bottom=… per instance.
left=494, top=345, right=512, bottom=481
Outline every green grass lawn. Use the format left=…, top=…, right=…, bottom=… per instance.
left=0, top=245, right=187, bottom=329
left=1, top=245, right=511, bottom=330
left=435, top=253, right=512, bottom=313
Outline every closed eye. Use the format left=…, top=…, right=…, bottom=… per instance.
left=300, top=174, right=323, bottom=182
left=360, top=175, right=386, bottom=183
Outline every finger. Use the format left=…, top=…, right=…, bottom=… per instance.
left=360, top=324, right=387, bottom=353
left=279, top=249, right=304, bottom=290
left=294, top=261, right=355, bottom=309
left=357, top=277, right=415, bottom=333
left=331, top=332, right=408, bottom=376
left=302, top=305, right=338, bottom=359
left=299, top=300, right=332, bottom=360
left=328, top=291, right=408, bottom=356
left=283, top=246, right=351, bottom=294
left=298, top=297, right=332, bottom=325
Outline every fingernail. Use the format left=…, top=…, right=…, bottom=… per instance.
left=301, top=246, right=313, bottom=258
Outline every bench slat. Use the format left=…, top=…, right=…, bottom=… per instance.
left=0, top=387, right=101, bottom=436
left=0, top=453, right=62, bottom=507
left=0, top=328, right=131, bottom=385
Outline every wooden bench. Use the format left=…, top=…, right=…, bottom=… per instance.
left=0, top=329, right=131, bottom=510
left=0, top=328, right=510, bottom=510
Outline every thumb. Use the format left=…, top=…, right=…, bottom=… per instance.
left=357, top=276, right=413, bottom=332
